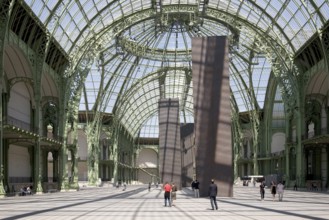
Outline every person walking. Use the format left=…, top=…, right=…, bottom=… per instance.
left=208, top=179, right=218, bottom=210
left=163, top=182, right=172, bottom=207
left=194, top=179, right=200, bottom=198
left=271, top=181, right=277, bottom=201
left=277, top=181, right=284, bottom=201
left=260, top=181, right=265, bottom=201
left=171, top=183, right=178, bottom=206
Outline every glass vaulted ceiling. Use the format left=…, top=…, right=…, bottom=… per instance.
left=24, top=0, right=329, bottom=137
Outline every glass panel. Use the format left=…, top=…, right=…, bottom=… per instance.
left=22, top=0, right=328, bottom=137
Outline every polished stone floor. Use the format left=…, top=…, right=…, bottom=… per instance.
left=0, top=184, right=329, bottom=220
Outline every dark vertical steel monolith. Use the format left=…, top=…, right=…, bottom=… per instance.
left=192, top=36, right=232, bottom=197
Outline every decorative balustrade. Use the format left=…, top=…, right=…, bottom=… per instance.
left=4, top=116, right=63, bottom=142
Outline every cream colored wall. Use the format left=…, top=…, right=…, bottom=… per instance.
left=47, top=152, right=53, bottom=179
left=77, top=130, right=88, bottom=160
left=78, top=161, right=88, bottom=181
left=138, top=168, right=157, bottom=184
left=321, top=107, right=326, bottom=130
left=48, top=163, right=53, bottom=179
left=271, top=132, right=286, bottom=153
left=8, top=83, right=31, bottom=124
left=8, top=145, right=31, bottom=179
left=136, top=149, right=158, bottom=183
left=137, top=148, right=157, bottom=168
left=76, top=130, right=88, bottom=181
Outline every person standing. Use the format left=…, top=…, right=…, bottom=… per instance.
left=171, top=183, right=177, bottom=206
left=260, top=181, right=265, bottom=201
left=208, top=179, right=218, bottom=210
left=293, top=182, right=298, bottom=191
left=277, top=181, right=284, bottom=201
left=191, top=180, right=196, bottom=191
left=271, top=181, right=277, bottom=201
left=194, top=179, right=200, bottom=198
left=163, top=182, right=172, bottom=207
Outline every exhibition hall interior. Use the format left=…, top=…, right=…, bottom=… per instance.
left=1, top=0, right=329, bottom=202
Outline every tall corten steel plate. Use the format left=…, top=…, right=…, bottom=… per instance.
left=158, top=98, right=182, bottom=188
left=192, top=36, right=233, bottom=197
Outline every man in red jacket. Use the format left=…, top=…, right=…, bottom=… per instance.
left=163, top=182, right=172, bottom=207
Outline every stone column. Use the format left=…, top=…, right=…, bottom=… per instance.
left=192, top=36, right=232, bottom=197
left=158, top=98, right=182, bottom=188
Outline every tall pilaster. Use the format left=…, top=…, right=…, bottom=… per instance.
left=57, top=66, right=73, bottom=191
left=60, top=122, right=69, bottom=191
left=321, top=146, right=327, bottom=189
left=296, top=83, right=306, bottom=187
left=112, top=128, right=119, bottom=186
left=69, top=97, right=81, bottom=189
left=0, top=0, right=16, bottom=198
left=71, top=148, right=79, bottom=189
left=52, top=151, right=59, bottom=182
left=285, top=114, right=291, bottom=186
left=3, top=142, right=9, bottom=192
left=295, top=108, right=305, bottom=187
left=0, top=91, right=6, bottom=196
left=32, top=53, right=44, bottom=194
left=42, top=149, right=48, bottom=183
left=33, top=137, right=43, bottom=193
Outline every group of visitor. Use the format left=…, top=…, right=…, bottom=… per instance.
left=163, top=179, right=219, bottom=210
left=20, top=185, right=33, bottom=196
left=163, top=182, right=178, bottom=207
left=259, top=181, right=284, bottom=201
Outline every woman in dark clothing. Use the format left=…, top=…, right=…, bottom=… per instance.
left=260, top=181, right=265, bottom=201
left=271, top=181, right=277, bottom=201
